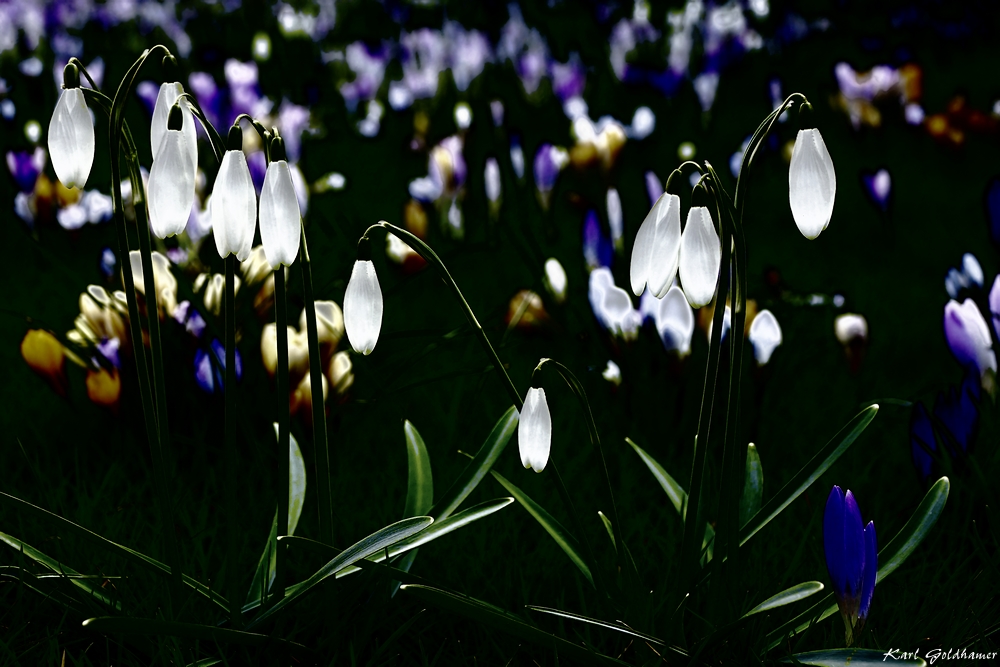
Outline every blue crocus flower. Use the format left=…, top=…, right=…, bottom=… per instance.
left=910, top=374, right=979, bottom=481
left=823, top=486, right=877, bottom=646
left=910, top=401, right=937, bottom=482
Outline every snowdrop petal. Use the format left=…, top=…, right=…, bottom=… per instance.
left=518, top=387, right=551, bottom=472
left=678, top=206, right=721, bottom=308
left=789, top=128, right=836, bottom=239
left=629, top=192, right=681, bottom=297
left=656, top=285, right=695, bottom=355
left=212, top=150, right=258, bottom=260
left=148, top=130, right=196, bottom=238
left=259, top=160, right=301, bottom=267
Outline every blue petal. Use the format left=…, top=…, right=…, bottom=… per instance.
left=910, top=401, right=936, bottom=481
left=859, top=520, right=877, bottom=620
left=933, top=381, right=979, bottom=454
left=823, top=486, right=847, bottom=596
left=842, top=491, right=866, bottom=598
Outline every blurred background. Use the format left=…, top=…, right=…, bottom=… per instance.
left=2, top=0, right=999, bottom=662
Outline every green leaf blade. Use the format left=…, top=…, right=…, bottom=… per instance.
left=743, top=581, right=823, bottom=618
left=739, top=443, right=763, bottom=529
left=404, top=420, right=434, bottom=518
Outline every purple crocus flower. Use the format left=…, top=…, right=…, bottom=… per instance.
left=6, top=148, right=46, bottom=192
left=933, top=375, right=979, bottom=454
left=944, top=299, right=996, bottom=379
left=247, top=150, right=267, bottom=194
left=824, top=486, right=877, bottom=646
left=277, top=100, right=311, bottom=162
left=99, top=247, right=116, bottom=278
left=862, top=169, right=891, bottom=212
left=195, top=338, right=242, bottom=393
left=96, top=337, right=121, bottom=369
left=225, top=59, right=269, bottom=121
left=136, top=80, right=160, bottom=115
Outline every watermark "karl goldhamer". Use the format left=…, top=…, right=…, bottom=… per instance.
left=883, top=648, right=999, bottom=664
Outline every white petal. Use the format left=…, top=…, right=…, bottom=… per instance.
left=518, top=387, right=551, bottom=472
left=343, top=260, right=383, bottom=355
left=212, top=150, right=257, bottom=259
left=630, top=192, right=681, bottom=297
left=834, top=313, right=868, bottom=344
left=48, top=88, right=94, bottom=189
left=656, top=285, right=695, bottom=355
left=148, top=130, right=196, bottom=238
left=749, top=309, right=782, bottom=365
left=543, top=258, right=567, bottom=303
left=151, top=82, right=197, bottom=166
left=789, top=128, right=836, bottom=240
left=259, top=160, right=301, bottom=267
left=679, top=206, right=721, bottom=308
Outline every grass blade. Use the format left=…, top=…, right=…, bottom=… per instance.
left=764, top=477, right=950, bottom=651
left=0, top=492, right=229, bottom=613
left=82, top=617, right=310, bottom=656
left=779, top=648, right=926, bottom=666
left=429, top=406, right=518, bottom=521
left=489, top=469, right=594, bottom=587
left=739, top=443, right=763, bottom=529
left=0, top=535, right=118, bottom=611
left=741, top=405, right=878, bottom=547
left=400, top=585, right=626, bottom=666
left=247, top=516, right=432, bottom=629
left=404, top=421, right=434, bottom=518
left=742, top=581, right=823, bottom=618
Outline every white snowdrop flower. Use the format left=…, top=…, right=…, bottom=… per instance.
left=518, top=387, right=552, bottom=472
left=749, top=309, right=782, bottom=365
left=678, top=206, right=721, bottom=308
left=48, top=65, right=94, bottom=189
left=630, top=193, right=681, bottom=298
left=788, top=127, right=836, bottom=239
left=343, top=257, right=383, bottom=355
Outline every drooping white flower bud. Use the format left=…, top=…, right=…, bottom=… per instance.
left=48, top=64, right=94, bottom=189
left=543, top=258, right=567, bottom=304
left=630, top=192, right=681, bottom=297
left=789, top=128, right=836, bottom=240
left=518, top=386, right=551, bottom=472
left=148, top=104, right=196, bottom=238
left=343, top=256, right=383, bottom=355
left=212, top=125, right=257, bottom=261
left=679, top=206, right=721, bottom=309
left=749, top=309, right=783, bottom=365
left=259, top=136, right=301, bottom=268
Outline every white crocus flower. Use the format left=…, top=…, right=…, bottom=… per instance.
left=48, top=65, right=94, bottom=189
left=151, top=81, right=197, bottom=165
left=212, top=127, right=257, bottom=261
left=655, top=285, right=695, bottom=356
left=259, top=137, right=301, bottom=268
left=343, top=258, right=383, bottom=355
left=148, top=104, right=196, bottom=238
left=678, top=206, right=722, bottom=309
left=630, top=192, right=682, bottom=297
left=749, top=309, right=783, bottom=365
left=788, top=128, right=836, bottom=240
left=518, top=387, right=551, bottom=472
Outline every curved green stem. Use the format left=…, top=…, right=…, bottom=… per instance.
left=359, top=221, right=523, bottom=411
left=274, top=267, right=290, bottom=601
left=175, top=92, right=225, bottom=161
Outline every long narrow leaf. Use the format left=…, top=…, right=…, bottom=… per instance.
left=82, top=617, right=310, bottom=656
left=490, top=469, right=594, bottom=587
left=780, top=649, right=926, bottom=666
left=429, top=406, right=518, bottom=521
left=742, top=581, right=822, bottom=618
left=0, top=492, right=229, bottom=613
left=765, top=477, right=950, bottom=651
left=247, top=516, right=432, bottom=629
left=626, top=438, right=715, bottom=562
left=333, top=498, right=513, bottom=578
left=527, top=606, right=688, bottom=657
left=245, top=427, right=308, bottom=603
left=404, top=421, right=434, bottom=518
left=741, top=405, right=878, bottom=547
left=739, top=443, right=763, bottom=529
left=401, top=585, right=626, bottom=666
left=0, top=531, right=119, bottom=611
